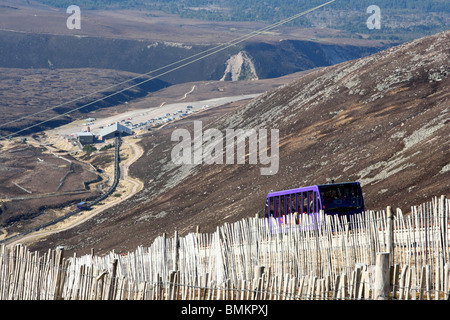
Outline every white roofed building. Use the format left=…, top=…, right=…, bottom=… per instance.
left=98, top=122, right=132, bottom=140
left=76, top=132, right=95, bottom=145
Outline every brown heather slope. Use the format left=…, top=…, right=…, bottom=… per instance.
left=30, top=31, right=449, bottom=255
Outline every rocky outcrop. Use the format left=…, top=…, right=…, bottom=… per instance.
left=220, top=51, right=259, bottom=81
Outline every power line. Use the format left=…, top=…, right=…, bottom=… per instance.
left=0, top=20, right=276, bottom=129
left=0, top=0, right=336, bottom=141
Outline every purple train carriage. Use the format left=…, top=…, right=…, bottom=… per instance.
left=265, top=181, right=365, bottom=228
left=76, top=201, right=87, bottom=210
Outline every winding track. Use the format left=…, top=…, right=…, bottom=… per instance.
left=2, top=90, right=258, bottom=247
left=2, top=136, right=144, bottom=247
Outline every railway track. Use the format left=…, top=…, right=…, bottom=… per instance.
left=0, top=136, right=122, bottom=246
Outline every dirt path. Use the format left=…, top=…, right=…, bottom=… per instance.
left=120, top=139, right=145, bottom=199
left=5, top=85, right=205, bottom=247
left=176, top=85, right=197, bottom=101
left=6, top=87, right=261, bottom=247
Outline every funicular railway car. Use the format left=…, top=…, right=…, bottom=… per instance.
left=265, top=181, right=365, bottom=229
left=76, top=201, right=88, bottom=210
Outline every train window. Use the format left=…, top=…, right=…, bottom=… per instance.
left=286, top=195, right=290, bottom=215
left=312, top=191, right=317, bottom=213
left=309, top=191, right=312, bottom=214
left=285, top=195, right=288, bottom=215
left=292, top=194, right=296, bottom=213
left=268, top=198, right=273, bottom=217
left=316, top=191, right=320, bottom=212
left=302, top=192, right=307, bottom=214
left=318, top=184, right=364, bottom=213
left=303, top=191, right=315, bottom=214
left=287, top=194, right=294, bottom=214
left=287, top=194, right=291, bottom=214
left=275, top=197, right=279, bottom=217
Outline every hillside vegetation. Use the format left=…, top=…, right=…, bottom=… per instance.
left=28, top=31, right=449, bottom=255
left=36, top=0, right=450, bottom=40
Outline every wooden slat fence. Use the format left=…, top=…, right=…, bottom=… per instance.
left=0, top=195, right=448, bottom=300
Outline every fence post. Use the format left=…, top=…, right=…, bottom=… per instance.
left=419, top=265, right=427, bottom=300
left=108, top=258, right=118, bottom=300
left=386, top=206, right=394, bottom=265
left=53, top=246, right=64, bottom=300
left=254, top=265, right=265, bottom=280
left=439, top=195, right=447, bottom=264
left=253, top=266, right=265, bottom=299
left=173, top=230, right=179, bottom=272
left=374, top=252, right=390, bottom=300
left=168, top=270, right=176, bottom=300
left=444, top=263, right=449, bottom=300
left=391, top=264, right=400, bottom=299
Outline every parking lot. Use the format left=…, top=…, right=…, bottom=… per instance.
left=50, top=94, right=259, bottom=138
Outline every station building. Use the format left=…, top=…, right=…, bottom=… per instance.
left=98, top=123, right=132, bottom=140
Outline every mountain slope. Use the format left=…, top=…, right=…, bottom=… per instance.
left=29, top=31, right=449, bottom=255
left=0, top=30, right=386, bottom=85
